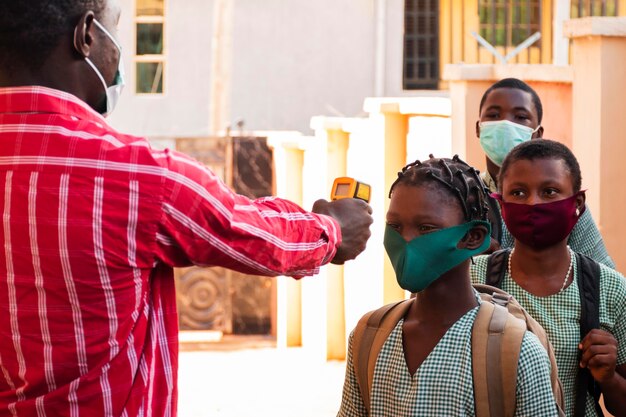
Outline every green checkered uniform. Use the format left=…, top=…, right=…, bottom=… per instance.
left=337, top=300, right=559, bottom=416
left=471, top=255, right=626, bottom=416
left=481, top=171, right=615, bottom=268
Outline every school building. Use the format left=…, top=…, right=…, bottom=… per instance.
left=109, top=1, right=626, bottom=395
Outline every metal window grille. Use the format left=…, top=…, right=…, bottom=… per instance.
left=571, top=0, right=620, bottom=17
left=478, top=0, right=542, bottom=52
left=403, top=0, right=439, bottom=90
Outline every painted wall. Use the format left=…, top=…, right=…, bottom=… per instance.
left=109, top=1, right=215, bottom=139
left=229, top=0, right=376, bottom=133
left=567, top=17, right=626, bottom=275
left=109, top=0, right=378, bottom=138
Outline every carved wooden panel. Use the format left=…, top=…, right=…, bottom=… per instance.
left=175, top=266, right=232, bottom=332
left=230, top=137, right=274, bottom=334
left=173, top=136, right=275, bottom=335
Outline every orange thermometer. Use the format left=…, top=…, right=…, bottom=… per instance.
left=330, top=177, right=371, bottom=203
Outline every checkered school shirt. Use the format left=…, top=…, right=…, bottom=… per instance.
left=471, top=255, right=626, bottom=416
left=0, top=87, right=341, bottom=417
left=481, top=171, right=615, bottom=268
left=337, top=302, right=559, bottom=416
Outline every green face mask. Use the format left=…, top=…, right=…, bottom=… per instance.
left=383, top=221, right=491, bottom=293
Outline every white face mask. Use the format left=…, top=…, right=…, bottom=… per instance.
left=83, top=19, right=125, bottom=117
left=479, top=120, right=540, bottom=166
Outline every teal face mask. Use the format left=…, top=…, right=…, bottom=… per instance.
left=384, top=221, right=491, bottom=293
left=479, top=120, right=539, bottom=166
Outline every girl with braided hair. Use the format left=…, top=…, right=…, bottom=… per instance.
left=338, top=155, right=558, bottom=416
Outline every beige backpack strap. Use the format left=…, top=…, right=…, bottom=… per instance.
left=474, top=284, right=566, bottom=417
left=518, top=308, right=566, bottom=415
left=473, top=299, right=526, bottom=417
left=352, top=299, right=413, bottom=415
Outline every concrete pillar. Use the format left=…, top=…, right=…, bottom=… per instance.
left=267, top=134, right=307, bottom=348
left=362, top=97, right=451, bottom=305
left=442, top=64, right=573, bottom=173
left=208, top=0, right=233, bottom=134
left=553, top=0, right=571, bottom=65
left=566, top=16, right=626, bottom=274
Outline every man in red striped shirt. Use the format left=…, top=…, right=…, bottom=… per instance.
left=0, top=1, right=373, bottom=416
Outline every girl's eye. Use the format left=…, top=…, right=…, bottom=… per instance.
left=544, top=188, right=559, bottom=196
left=418, top=225, right=437, bottom=233
left=386, top=222, right=400, bottom=231
left=510, top=190, right=525, bottom=197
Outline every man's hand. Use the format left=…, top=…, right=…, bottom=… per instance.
left=579, top=329, right=618, bottom=383
left=312, top=198, right=373, bottom=265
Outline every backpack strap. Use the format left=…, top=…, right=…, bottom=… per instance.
left=352, top=299, right=413, bottom=415
left=574, top=253, right=604, bottom=417
left=472, top=296, right=526, bottom=417
left=474, top=284, right=566, bottom=417
left=485, top=249, right=511, bottom=288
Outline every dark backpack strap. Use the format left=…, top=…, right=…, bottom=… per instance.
left=485, top=249, right=511, bottom=288
left=574, top=253, right=604, bottom=417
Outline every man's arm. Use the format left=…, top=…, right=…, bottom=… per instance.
left=155, top=149, right=372, bottom=277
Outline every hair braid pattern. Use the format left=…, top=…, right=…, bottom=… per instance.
left=389, top=154, right=491, bottom=222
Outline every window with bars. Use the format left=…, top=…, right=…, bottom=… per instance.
left=478, top=0, right=541, bottom=47
left=135, top=0, right=165, bottom=94
left=403, top=0, right=439, bottom=90
left=571, top=0, right=620, bottom=17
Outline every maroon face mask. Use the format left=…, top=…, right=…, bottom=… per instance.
left=493, top=192, right=586, bottom=249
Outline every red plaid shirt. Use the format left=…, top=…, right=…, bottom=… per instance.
left=0, top=86, right=340, bottom=417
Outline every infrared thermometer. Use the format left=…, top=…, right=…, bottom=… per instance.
left=330, top=177, right=371, bottom=203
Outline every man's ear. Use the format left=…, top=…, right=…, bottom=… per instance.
left=458, top=224, right=489, bottom=250
left=534, top=125, right=544, bottom=139
left=73, top=11, right=96, bottom=58
left=475, top=120, right=480, bottom=138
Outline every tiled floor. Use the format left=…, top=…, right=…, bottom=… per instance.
left=178, top=337, right=346, bottom=417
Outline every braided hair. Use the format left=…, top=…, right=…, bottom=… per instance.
left=389, top=155, right=491, bottom=222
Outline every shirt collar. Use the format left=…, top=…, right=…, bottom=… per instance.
left=0, top=86, right=106, bottom=124
left=481, top=170, right=498, bottom=193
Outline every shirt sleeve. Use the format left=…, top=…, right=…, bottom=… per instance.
left=600, top=265, right=626, bottom=366
left=514, top=332, right=560, bottom=417
left=153, top=148, right=341, bottom=277
left=567, top=206, right=615, bottom=269
left=337, top=331, right=368, bottom=417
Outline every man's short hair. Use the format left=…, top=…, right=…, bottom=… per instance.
left=479, top=78, right=544, bottom=124
left=0, top=1, right=106, bottom=71
left=498, top=139, right=582, bottom=193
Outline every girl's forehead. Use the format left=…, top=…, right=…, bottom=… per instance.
left=388, top=183, right=464, bottom=219
left=502, top=158, right=570, bottom=182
